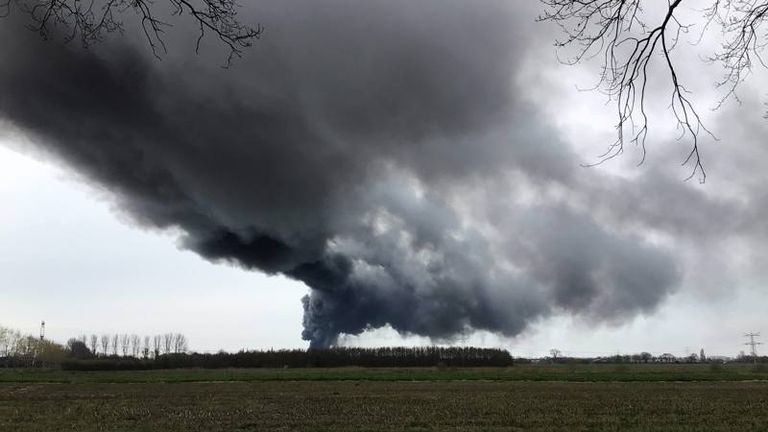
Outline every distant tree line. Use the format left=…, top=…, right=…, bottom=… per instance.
left=542, top=352, right=686, bottom=364
left=180, top=346, right=514, bottom=369
left=4, top=323, right=767, bottom=370
left=61, top=346, right=515, bottom=371
left=67, top=333, right=188, bottom=359
left=3, top=324, right=513, bottom=370
left=0, top=326, right=65, bottom=367
left=543, top=349, right=768, bottom=365
left=0, top=325, right=188, bottom=368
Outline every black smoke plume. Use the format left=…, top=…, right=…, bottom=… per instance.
left=0, top=0, right=681, bottom=347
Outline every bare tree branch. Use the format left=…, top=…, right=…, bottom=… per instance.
left=704, top=0, right=768, bottom=105
left=2, top=0, right=262, bottom=66
left=540, top=0, right=768, bottom=182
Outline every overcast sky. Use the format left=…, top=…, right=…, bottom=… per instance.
left=1, top=0, right=767, bottom=357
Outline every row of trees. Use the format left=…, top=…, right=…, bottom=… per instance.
left=548, top=351, right=691, bottom=364
left=545, top=349, right=768, bottom=364
left=67, top=333, right=188, bottom=359
left=0, top=325, right=189, bottom=367
left=0, top=326, right=67, bottom=367
left=7, top=322, right=765, bottom=370
left=61, top=346, right=515, bottom=370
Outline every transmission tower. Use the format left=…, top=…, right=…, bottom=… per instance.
left=39, top=320, right=45, bottom=341
left=744, top=332, right=762, bottom=362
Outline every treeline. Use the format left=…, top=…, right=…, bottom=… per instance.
left=544, top=352, right=694, bottom=364
left=540, top=350, right=768, bottom=364
left=7, top=323, right=766, bottom=371
left=0, top=326, right=65, bottom=368
left=0, top=325, right=188, bottom=368
left=3, top=324, right=514, bottom=370
left=175, top=346, right=514, bottom=368
left=67, top=333, right=188, bottom=359
left=61, top=347, right=515, bottom=370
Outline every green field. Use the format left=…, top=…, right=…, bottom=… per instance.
left=1, top=363, right=768, bottom=383
left=2, top=365, right=768, bottom=431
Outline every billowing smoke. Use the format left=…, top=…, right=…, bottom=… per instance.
left=0, top=0, right=682, bottom=347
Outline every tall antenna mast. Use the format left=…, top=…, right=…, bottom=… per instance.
left=39, top=320, right=45, bottom=341
left=744, top=332, right=762, bottom=363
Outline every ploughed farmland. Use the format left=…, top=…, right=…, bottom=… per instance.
left=2, top=365, right=768, bottom=431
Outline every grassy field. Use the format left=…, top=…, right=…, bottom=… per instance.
left=1, top=363, right=768, bottom=383
left=2, top=380, right=768, bottom=431
left=2, top=365, right=768, bottom=431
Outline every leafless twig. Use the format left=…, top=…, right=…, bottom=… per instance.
left=3, top=0, right=262, bottom=66
left=540, top=0, right=768, bottom=182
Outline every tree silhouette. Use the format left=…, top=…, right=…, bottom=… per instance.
left=89, top=334, right=98, bottom=355
left=66, top=338, right=93, bottom=359
left=100, top=334, right=110, bottom=357
left=539, top=0, right=768, bottom=181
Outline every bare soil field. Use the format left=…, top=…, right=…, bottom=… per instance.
left=2, top=380, right=768, bottom=431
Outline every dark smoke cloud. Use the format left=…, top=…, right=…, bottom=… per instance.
left=0, top=0, right=684, bottom=347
